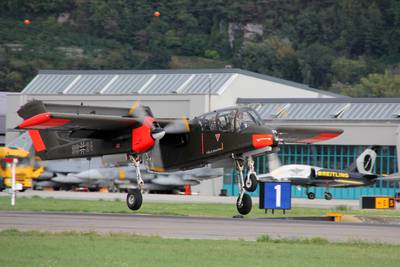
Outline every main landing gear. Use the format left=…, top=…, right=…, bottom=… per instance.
left=126, top=155, right=144, bottom=211
left=324, top=191, right=333, bottom=200
left=234, top=155, right=258, bottom=215
left=305, top=187, right=333, bottom=200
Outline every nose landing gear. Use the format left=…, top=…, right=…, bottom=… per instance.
left=234, top=155, right=258, bottom=215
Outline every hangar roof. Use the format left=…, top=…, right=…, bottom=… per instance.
left=21, top=69, right=340, bottom=97
left=238, top=98, right=400, bottom=121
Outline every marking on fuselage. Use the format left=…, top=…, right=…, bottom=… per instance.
left=334, top=179, right=364, bottom=185
left=205, top=143, right=224, bottom=155
left=317, top=171, right=350, bottom=178
left=256, top=137, right=272, bottom=142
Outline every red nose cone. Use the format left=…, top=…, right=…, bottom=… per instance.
left=153, top=11, right=160, bottom=17
left=252, top=134, right=274, bottom=149
left=23, top=19, right=30, bottom=25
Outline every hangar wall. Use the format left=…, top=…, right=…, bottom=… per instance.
left=222, top=98, right=400, bottom=199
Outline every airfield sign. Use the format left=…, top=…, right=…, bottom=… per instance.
left=259, top=181, right=291, bottom=211
left=360, top=196, right=396, bottom=209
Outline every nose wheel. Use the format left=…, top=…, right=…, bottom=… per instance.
left=236, top=193, right=252, bottom=215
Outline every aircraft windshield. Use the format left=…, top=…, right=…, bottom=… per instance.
left=197, top=108, right=262, bottom=132
left=235, top=110, right=262, bottom=131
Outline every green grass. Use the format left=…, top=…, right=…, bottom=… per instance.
left=0, top=230, right=398, bottom=267
left=1, top=196, right=400, bottom=218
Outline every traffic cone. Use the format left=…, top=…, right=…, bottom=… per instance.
left=184, top=184, right=192, bottom=195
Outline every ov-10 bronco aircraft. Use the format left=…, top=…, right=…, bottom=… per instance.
left=16, top=100, right=342, bottom=215
left=260, top=147, right=391, bottom=200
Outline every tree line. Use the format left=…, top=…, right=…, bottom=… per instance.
left=0, top=0, right=399, bottom=96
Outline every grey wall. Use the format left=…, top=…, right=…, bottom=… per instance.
left=0, top=92, right=6, bottom=146
left=265, top=121, right=400, bottom=146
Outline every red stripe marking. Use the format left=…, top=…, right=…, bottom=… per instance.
left=19, top=112, right=70, bottom=129
left=201, top=133, right=204, bottom=155
left=301, top=133, right=340, bottom=143
left=28, top=130, right=46, bottom=152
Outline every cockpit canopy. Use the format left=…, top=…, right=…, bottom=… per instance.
left=196, top=107, right=263, bottom=132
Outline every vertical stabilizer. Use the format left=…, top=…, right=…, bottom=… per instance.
left=17, top=100, right=60, bottom=153
left=347, top=148, right=377, bottom=174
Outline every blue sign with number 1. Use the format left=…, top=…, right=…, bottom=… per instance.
left=260, top=182, right=291, bottom=210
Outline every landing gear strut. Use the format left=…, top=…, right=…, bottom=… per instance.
left=126, top=155, right=144, bottom=211
left=234, top=155, right=257, bottom=215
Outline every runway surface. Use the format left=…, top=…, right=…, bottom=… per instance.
left=1, top=211, right=399, bottom=244
left=0, top=190, right=361, bottom=209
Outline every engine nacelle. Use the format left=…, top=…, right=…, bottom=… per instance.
left=131, top=117, right=155, bottom=153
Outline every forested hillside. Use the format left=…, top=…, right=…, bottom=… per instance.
left=1, top=0, right=399, bottom=96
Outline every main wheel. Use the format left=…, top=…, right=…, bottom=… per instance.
left=126, top=189, right=143, bottom=211
left=236, top=193, right=252, bottom=215
left=307, top=192, right=316, bottom=200
left=324, top=192, right=332, bottom=200
left=244, top=173, right=258, bottom=192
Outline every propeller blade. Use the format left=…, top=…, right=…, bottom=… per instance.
left=146, top=140, right=166, bottom=172
left=163, top=117, right=190, bottom=134
left=128, top=99, right=149, bottom=117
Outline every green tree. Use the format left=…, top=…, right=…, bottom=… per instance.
left=331, top=57, right=369, bottom=84
left=340, top=70, right=400, bottom=97
left=299, top=43, right=334, bottom=89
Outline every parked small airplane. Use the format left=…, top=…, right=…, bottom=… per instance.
left=78, top=165, right=223, bottom=192
left=16, top=100, right=342, bottom=214
left=9, top=133, right=223, bottom=193
left=260, top=147, right=387, bottom=200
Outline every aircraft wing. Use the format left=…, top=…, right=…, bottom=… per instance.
left=380, top=173, right=400, bottom=181
left=17, top=112, right=142, bottom=131
left=274, top=126, right=343, bottom=144
left=258, top=175, right=315, bottom=185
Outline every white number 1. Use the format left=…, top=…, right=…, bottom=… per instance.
left=274, top=184, right=281, bottom=207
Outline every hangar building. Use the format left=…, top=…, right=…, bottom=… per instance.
left=222, top=98, right=400, bottom=199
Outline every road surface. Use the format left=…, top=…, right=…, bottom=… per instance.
left=0, top=190, right=361, bottom=209
left=1, top=211, right=399, bottom=244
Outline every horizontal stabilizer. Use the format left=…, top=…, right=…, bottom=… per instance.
left=275, top=126, right=342, bottom=144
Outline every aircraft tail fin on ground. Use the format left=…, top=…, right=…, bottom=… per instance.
left=347, top=147, right=377, bottom=175
left=17, top=100, right=60, bottom=154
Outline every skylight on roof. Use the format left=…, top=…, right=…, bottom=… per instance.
left=273, top=104, right=290, bottom=118
left=330, top=103, right=351, bottom=118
